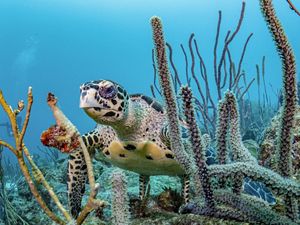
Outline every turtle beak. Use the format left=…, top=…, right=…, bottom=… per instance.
left=79, top=89, right=100, bottom=108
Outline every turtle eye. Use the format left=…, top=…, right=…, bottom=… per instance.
left=99, top=85, right=117, bottom=99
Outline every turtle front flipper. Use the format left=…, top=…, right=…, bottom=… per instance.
left=68, top=150, right=87, bottom=218
left=67, top=126, right=115, bottom=218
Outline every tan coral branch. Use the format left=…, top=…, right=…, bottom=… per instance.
left=0, top=88, right=66, bottom=225
left=0, top=140, right=17, bottom=156
left=19, top=87, right=33, bottom=147
left=0, top=90, right=19, bottom=145
left=22, top=145, right=72, bottom=222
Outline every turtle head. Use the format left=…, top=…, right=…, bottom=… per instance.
left=79, top=80, right=129, bottom=125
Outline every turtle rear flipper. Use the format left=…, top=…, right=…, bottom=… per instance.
left=68, top=150, right=87, bottom=218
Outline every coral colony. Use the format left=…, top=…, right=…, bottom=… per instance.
left=0, top=0, right=299, bottom=224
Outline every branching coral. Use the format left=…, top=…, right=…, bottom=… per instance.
left=151, top=2, right=299, bottom=223
left=261, top=0, right=298, bottom=219
left=0, top=89, right=105, bottom=225
left=215, top=99, right=229, bottom=188
left=178, top=92, right=299, bottom=223
left=45, top=93, right=106, bottom=224
left=260, top=0, right=297, bottom=179
left=0, top=88, right=70, bottom=224
left=151, top=16, right=195, bottom=176
left=181, top=85, right=215, bottom=209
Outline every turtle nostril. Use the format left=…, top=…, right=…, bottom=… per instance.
left=81, top=91, right=87, bottom=98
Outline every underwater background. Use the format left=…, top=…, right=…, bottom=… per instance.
left=0, top=0, right=300, bottom=224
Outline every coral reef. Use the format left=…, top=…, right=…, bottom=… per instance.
left=0, top=88, right=72, bottom=225
left=151, top=0, right=299, bottom=221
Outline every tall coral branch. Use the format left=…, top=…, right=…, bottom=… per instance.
left=181, top=86, right=215, bottom=209
left=19, top=87, right=32, bottom=146
left=260, top=0, right=298, bottom=219
left=111, top=170, right=130, bottom=225
left=261, top=0, right=297, bottom=177
left=150, top=16, right=192, bottom=174
left=226, top=92, right=249, bottom=193
left=215, top=99, right=229, bottom=187
left=225, top=92, right=256, bottom=164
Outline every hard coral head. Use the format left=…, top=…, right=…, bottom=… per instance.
left=79, top=80, right=129, bottom=125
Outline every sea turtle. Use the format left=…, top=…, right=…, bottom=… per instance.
left=61, top=79, right=274, bottom=218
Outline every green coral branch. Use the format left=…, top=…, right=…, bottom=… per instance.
left=111, top=169, right=130, bottom=225
left=260, top=0, right=297, bottom=179
left=150, top=16, right=194, bottom=175
left=225, top=92, right=256, bottom=163
left=215, top=99, right=229, bottom=188
left=260, top=0, right=298, bottom=219
left=214, top=190, right=297, bottom=225
left=216, top=99, right=229, bottom=165
left=225, top=91, right=256, bottom=193
left=181, top=86, right=215, bottom=209
left=182, top=190, right=296, bottom=224
left=209, top=162, right=300, bottom=196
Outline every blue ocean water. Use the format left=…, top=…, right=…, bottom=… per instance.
left=0, top=0, right=299, bottom=158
